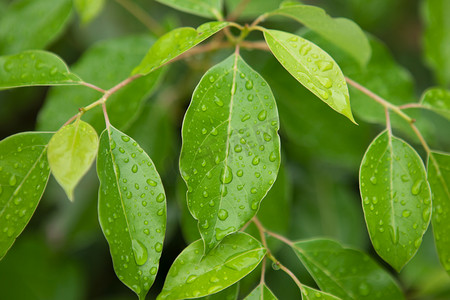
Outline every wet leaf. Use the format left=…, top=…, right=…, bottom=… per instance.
left=301, top=286, right=341, bottom=300
left=0, top=50, right=82, bottom=90
left=157, top=232, right=265, bottom=300
left=47, top=119, right=99, bottom=201
left=75, top=0, right=105, bottom=24
left=420, top=88, right=450, bottom=120
left=198, top=282, right=239, bottom=300
left=359, top=130, right=432, bottom=271
left=244, top=283, right=278, bottom=299
left=292, top=239, right=404, bottom=300
left=132, top=22, right=229, bottom=76
left=264, top=29, right=355, bottom=123
left=179, top=54, right=280, bottom=252
left=268, top=3, right=370, bottom=66
left=428, top=151, right=450, bottom=274
left=97, top=126, right=166, bottom=299
left=0, top=132, right=53, bottom=259
left=0, top=0, right=72, bottom=55
left=156, top=0, right=222, bottom=19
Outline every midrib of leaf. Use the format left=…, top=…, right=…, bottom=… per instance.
left=387, top=130, right=398, bottom=246
left=293, top=246, right=357, bottom=300
left=67, top=120, right=81, bottom=182
left=0, top=144, right=48, bottom=217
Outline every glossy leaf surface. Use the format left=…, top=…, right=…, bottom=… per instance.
left=420, top=88, right=450, bottom=120
left=422, top=0, right=450, bottom=86
left=156, top=0, right=222, bottom=19
left=244, top=283, right=277, bottom=299
left=97, top=126, right=166, bottom=299
left=198, top=283, right=239, bottom=300
left=293, top=239, right=404, bottom=300
left=0, top=0, right=72, bottom=55
left=428, top=152, right=450, bottom=274
left=157, top=232, right=265, bottom=300
left=268, top=3, right=370, bottom=66
left=0, top=132, right=53, bottom=259
left=301, top=286, right=341, bottom=300
left=0, top=50, right=82, bottom=90
left=180, top=54, right=280, bottom=252
left=75, top=0, right=105, bottom=24
left=48, top=119, right=99, bottom=201
left=360, top=130, right=431, bottom=271
left=132, top=22, right=228, bottom=76
left=264, top=29, right=355, bottom=123
left=37, top=35, right=163, bottom=132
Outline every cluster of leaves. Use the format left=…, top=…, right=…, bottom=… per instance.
left=0, top=0, right=449, bottom=299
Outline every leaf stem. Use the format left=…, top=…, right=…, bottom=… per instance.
left=102, top=102, right=111, bottom=128
left=115, top=0, right=164, bottom=36
left=260, top=257, right=267, bottom=285
left=385, top=107, right=391, bottom=133
left=266, top=230, right=294, bottom=246
left=251, top=13, right=268, bottom=27
left=398, top=103, right=425, bottom=109
left=81, top=81, right=106, bottom=93
left=409, top=123, right=432, bottom=155
left=226, top=0, right=252, bottom=21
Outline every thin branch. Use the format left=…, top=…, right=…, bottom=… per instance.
left=398, top=103, right=425, bottom=109
left=266, top=230, right=294, bottom=246
left=251, top=13, right=268, bottom=27
left=241, top=41, right=270, bottom=51
left=273, top=260, right=303, bottom=290
left=252, top=217, right=268, bottom=248
left=410, top=123, right=432, bottom=155
left=81, top=81, right=106, bottom=93
left=115, top=0, right=164, bottom=36
left=102, top=103, right=111, bottom=128
left=171, top=41, right=233, bottom=63
left=385, top=107, right=391, bottom=133
left=260, top=257, right=267, bottom=285
left=108, top=74, right=142, bottom=94
left=62, top=113, right=80, bottom=128
left=227, top=0, right=252, bottom=21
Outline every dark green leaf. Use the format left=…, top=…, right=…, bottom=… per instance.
left=268, top=4, right=370, bottom=66
left=301, top=286, right=341, bottom=300
left=420, top=88, right=450, bottom=120
left=0, top=0, right=72, bottom=55
left=97, top=126, right=166, bottom=299
left=292, top=239, right=404, bottom=300
left=157, top=232, right=265, bottom=300
left=422, top=0, right=450, bottom=86
left=263, top=29, right=355, bottom=123
left=244, top=283, right=277, bottom=299
left=132, top=22, right=229, bottom=76
left=179, top=54, right=280, bottom=252
left=75, top=0, right=105, bottom=24
left=0, top=132, right=53, bottom=259
left=37, top=35, right=164, bottom=132
left=0, top=50, right=82, bottom=90
left=428, top=151, right=450, bottom=274
left=360, top=130, right=432, bottom=271
left=47, top=119, right=99, bottom=201
left=156, top=0, right=222, bottom=19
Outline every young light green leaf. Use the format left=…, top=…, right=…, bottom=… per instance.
left=97, top=126, right=166, bottom=299
left=292, top=239, right=405, bottom=300
left=37, top=35, right=164, bottom=132
left=157, top=232, right=265, bottom=300
left=420, top=88, right=450, bottom=120
left=0, top=0, right=72, bottom=55
left=422, top=0, right=450, bottom=86
left=179, top=53, right=280, bottom=252
left=156, top=0, right=222, bottom=19
left=244, top=283, right=277, bottom=299
left=75, top=0, right=105, bottom=24
left=263, top=29, right=355, bottom=123
left=427, top=151, right=450, bottom=274
left=360, top=130, right=432, bottom=272
left=301, top=286, right=341, bottom=300
left=0, top=132, right=53, bottom=260
left=132, top=22, right=229, bottom=76
left=0, top=50, right=82, bottom=90
left=47, top=119, right=99, bottom=201
left=267, top=4, right=371, bottom=66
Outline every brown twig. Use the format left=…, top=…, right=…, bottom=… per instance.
left=81, top=81, right=106, bottom=93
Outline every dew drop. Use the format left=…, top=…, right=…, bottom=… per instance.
left=220, top=166, right=233, bottom=184
left=252, top=156, right=260, bottom=165
left=186, top=275, right=197, bottom=284
left=214, top=96, right=224, bottom=107
left=155, top=242, right=163, bottom=252
left=156, top=193, right=165, bottom=203
left=245, top=80, right=253, bottom=90
left=241, top=114, right=250, bottom=122
left=218, top=209, right=229, bottom=220
left=402, top=210, right=411, bottom=218
left=121, top=136, right=130, bottom=142
left=147, top=179, right=157, bottom=186
left=150, top=267, right=157, bottom=275
left=358, top=282, right=370, bottom=296
left=269, top=152, right=277, bottom=162
left=411, top=179, right=423, bottom=195
left=257, top=110, right=267, bottom=121
left=263, top=132, right=272, bottom=141
left=234, top=144, right=242, bottom=153
left=9, top=175, right=17, bottom=186
left=132, top=164, right=138, bottom=173
left=370, top=176, right=377, bottom=184
left=131, top=239, right=148, bottom=266
left=236, top=170, right=243, bottom=177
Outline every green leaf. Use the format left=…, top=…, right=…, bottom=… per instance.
left=37, top=35, right=164, bottom=132
left=0, top=132, right=53, bottom=260
left=420, top=88, right=450, bottom=120
left=301, top=286, right=341, bottom=300
left=263, top=29, right=355, bottom=123
left=75, top=0, right=105, bottom=24
left=0, top=50, right=82, bottom=90
left=244, top=283, right=278, bottom=299
left=132, top=22, right=229, bottom=76
left=0, top=0, right=72, bottom=55
left=179, top=53, right=280, bottom=252
left=292, top=239, right=405, bottom=300
left=156, top=0, right=222, bottom=19
left=225, top=0, right=284, bottom=19
left=47, top=119, right=99, bottom=201
left=157, top=232, right=265, bottom=300
left=198, top=283, right=239, bottom=300
left=427, top=151, right=450, bottom=274
left=422, top=0, right=450, bottom=86
left=97, top=126, right=166, bottom=299
left=268, top=4, right=371, bottom=66
left=359, top=130, right=432, bottom=271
